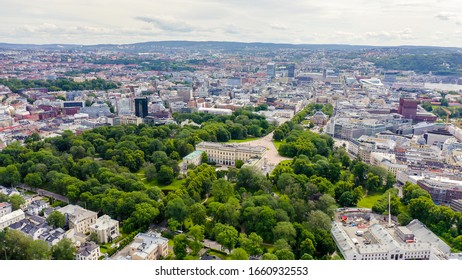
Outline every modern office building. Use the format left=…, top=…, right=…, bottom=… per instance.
left=287, top=63, right=295, bottom=78
left=134, top=97, right=149, bottom=118
left=267, top=62, right=276, bottom=79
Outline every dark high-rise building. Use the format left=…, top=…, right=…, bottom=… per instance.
left=398, top=98, right=418, bottom=120
left=267, top=62, right=276, bottom=79
left=287, top=63, right=295, bottom=78
left=134, top=97, right=149, bottom=118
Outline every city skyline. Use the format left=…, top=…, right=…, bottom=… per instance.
left=1, top=0, right=462, bottom=47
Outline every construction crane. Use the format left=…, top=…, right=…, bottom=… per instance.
left=442, top=107, right=451, bottom=130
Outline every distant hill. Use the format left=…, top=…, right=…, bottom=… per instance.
left=0, top=40, right=460, bottom=53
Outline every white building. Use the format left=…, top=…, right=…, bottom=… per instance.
left=331, top=219, right=451, bottom=260
left=0, top=209, right=25, bottom=230
left=198, top=107, right=232, bottom=116
left=89, top=215, right=120, bottom=244
left=119, top=232, right=169, bottom=260
left=57, top=205, right=97, bottom=234
left=0, top=202, right=12, bottom=218
left=196, top=141, right=266, bottom=166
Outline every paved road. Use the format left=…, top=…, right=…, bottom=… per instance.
left=240, top=132, right=291, bottom=174
left=18, top=184, right=69, bottom=203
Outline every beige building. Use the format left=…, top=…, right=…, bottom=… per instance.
left=76, top=242, right=100, bottom=260
left=0, top=209, right=25, bottom=230
left=89, top=215, right=120, bottom=244
left=196, top=141, right=266, bottom=166
left=127, top=232, right=169, bottom=260
left=0, top=202, right=12, bottom=218
left=58, top=205, right=97, bottom=234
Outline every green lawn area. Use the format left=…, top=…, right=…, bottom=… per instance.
left=207, top=249, right=229, bottom=260
left=136, top=168, right=185, bottom=191
left=227, top=137, right=259, bottom=143
left=357, top=193, right=383, bottom=208
left=273, top=140, right=283, bottom=149
left=261, top=243, right=275, bottom=253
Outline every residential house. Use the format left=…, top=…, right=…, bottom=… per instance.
left=76, top=242, right=100, bottom=260
left=57, top=205, right=97, bottom=234
left=0, top=202, right=12, bottom=218
left=89, top=215, right=120, bottom=244
left=0, top=209, right=25, bottom=230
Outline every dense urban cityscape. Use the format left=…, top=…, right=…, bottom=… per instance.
left=1, top=41, right=462, bottom=261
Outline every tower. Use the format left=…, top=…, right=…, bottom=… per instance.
left=267, top=62, right=276, bottom=80
left=287, top=63, right=295, bottom=78
left=134, top=97, right=149, bottom=118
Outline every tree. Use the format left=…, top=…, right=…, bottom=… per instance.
left=215, top=224, right=238, bottom=253
left=52, top=239, right=76, bottom=260
left=211, top=178, right=234, bottom=203
left=188, top=225, right=205, bottom=242
left=26, top=240, right=51, bottom=260
left=173, top=234, right=188, bottom=260
left=0, top=165, right=21, bottom=187
left=24, top=172, right=43, bottom=189
left=157, top=165, right=174, bottom=185
left=262, top=253, right=278, bottom=260
left=402, top=182, right=431, bottom=205
left=201, top=152, right=208, bottom=164
left=124, top=202, right=160, bottom=232
left=46, top=210, right=66, bottom=229
left=275, top=248, right=295, bottom=260
left=188, top=203, right=207, bottom=225
left=166, top=198, right=188, bottom=227
left=235, top=160, right=244, bottom=169
left=306, top=210, right=332, bottom=232
left=240, top=232, right=263, bottom=256
left=300, top=238, right=316, bottom=257
left=229, top=248, right=249, bottom=260
left=422, top=101, right=433, bottom=112
left=144, top=163, right=157, bottom=182
left=273, top=222, right=296, bottom=246
left=7, top=194, right=25, bottom=211
left=338, top=191, right=357, bottom=207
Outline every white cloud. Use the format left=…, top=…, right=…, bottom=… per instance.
left=435, top=12, right=458, bottom=21
left=0, top=0, right=460, bottom=46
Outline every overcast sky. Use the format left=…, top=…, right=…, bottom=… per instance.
left=1, top=0, right=461, bottom=47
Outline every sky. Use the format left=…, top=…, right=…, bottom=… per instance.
left=1, top=0, right=462, bottom=47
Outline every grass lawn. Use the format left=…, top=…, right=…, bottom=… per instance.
left=273, top=140, right=283, bottom=149
left=136, top=168, right=185, bottom=191
left=208, top=249, right=229, bottom=260
left=357, top=193, right=383, bottom=209
left=261, top=243, right=275, bottom=253
left=227, top=137, right=259, bottom=143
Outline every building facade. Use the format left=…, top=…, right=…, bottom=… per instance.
left=57, top=205, right=97, bottom=234
left=196, top=141, right=266, bottom=166
left=0, top=209, right=25, bottom=230
left=89, top=215, right=120, bottom=244
left=0, top=202, right=12, bottom=218
left=76, top=242, right=100, bottom=260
